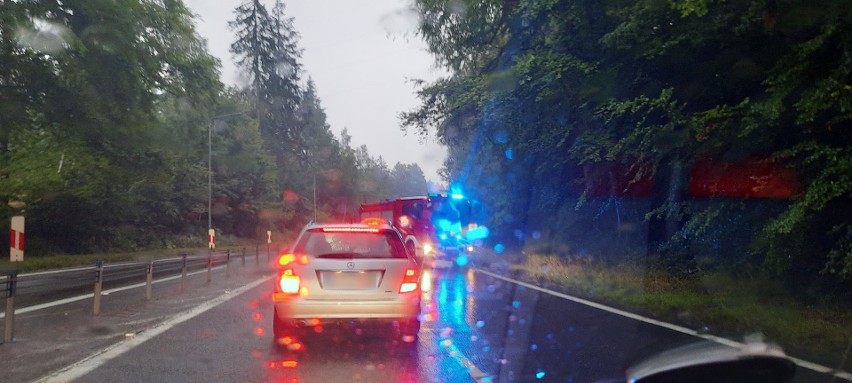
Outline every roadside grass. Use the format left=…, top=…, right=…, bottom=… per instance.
left=512, top=254, right=852, bottom=366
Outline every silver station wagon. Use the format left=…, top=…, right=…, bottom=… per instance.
left=272, top=221, right=422, bottom=344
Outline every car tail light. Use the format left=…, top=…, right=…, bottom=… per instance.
left=279, top=253, right=309, bottom=266
left=279, top=269, right=300, bottom=294
left=399, top=268, right=419, bottom=293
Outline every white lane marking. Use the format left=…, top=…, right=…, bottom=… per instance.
left=34, top=275, right=271, bottom=383
left=474, top=268, right=852, bottom=382
left=441, top=338, right=491, bottom=382
left=0, top=266, right=227, bottom=319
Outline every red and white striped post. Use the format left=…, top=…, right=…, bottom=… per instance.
left=9, top=216, right=24, bottom=262
left=208, top=228, right=216, bottom=250
left=267, top=230, right=272, bottom=262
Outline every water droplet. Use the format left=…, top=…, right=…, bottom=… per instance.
left=530, top=344, right=538, bottom=351
left=495, top=131, right=508, bottom=144
left=536, top=370, right=546, bottom=379
left=476, top=320, right=485, bottom=328
left=494, top=244, right=505, bottom=253
left=470, top=335, right=479, bottom=341
left=379, top=8, right=421, bottom=35
left=505, top=148, right=513, bottom=160
left=512, top=300, right=521, bottom=309
left=15, top=18, right=71, bottom=54
left=482, top=346, right=491, bottom=352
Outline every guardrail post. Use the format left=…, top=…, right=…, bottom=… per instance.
left=255, top=245, right=259, bottom=266
left=241, top=247, right=246, bottom=266
left=181, top=253, right=187, bottom=291
left=226, top=249, right=231, bottom=278
left=93, top=261, right=104, bottom=316
left=207, top=249, right=212, bottom=283
left=146, top=262, right=154, bottom=301
left=4, top=270, right=17, bottom=343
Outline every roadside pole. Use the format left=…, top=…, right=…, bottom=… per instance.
left=93, top=261, right=103, bottom=316
left=207, top=249, right=212, bottom=283
left=9, top=216, right=24, bottom=262
left=241, top=247, right=246, bottom=266
left=181, top=253, right=187, bottom=291
left=267, top=230, right=272, bottom=263
left=145, top=262, right=154, bottom=301
left=226, top=249, right=231, bottom=278
left=4, top=270, right=17, bottom=343
left=255, top=245, right=259, bottom=266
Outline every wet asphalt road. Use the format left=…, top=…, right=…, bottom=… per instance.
left=64, top=265, right=835, bottom=383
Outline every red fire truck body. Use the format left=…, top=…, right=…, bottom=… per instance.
left=359, top=194, right=477, bottom=266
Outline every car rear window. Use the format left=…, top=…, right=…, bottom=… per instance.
left=294, top=229, right=407, bottom=259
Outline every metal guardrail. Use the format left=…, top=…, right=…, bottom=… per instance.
left=1, top=246, right=272, bottom=344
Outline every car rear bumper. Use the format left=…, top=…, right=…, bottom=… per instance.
left=274, top=297, right=421, bottom=320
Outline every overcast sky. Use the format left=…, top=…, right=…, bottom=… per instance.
left=184, top=0, right=447, bottom=182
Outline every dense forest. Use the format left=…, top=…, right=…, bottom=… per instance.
left=0, top=0, right=427, bottom=254
left=403, top=0, right=851, bottom=299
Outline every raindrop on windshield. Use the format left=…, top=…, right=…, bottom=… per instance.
left=15, top=18, right=71, bottom=54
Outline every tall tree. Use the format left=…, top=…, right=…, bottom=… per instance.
left=389, top=163, right=428, bottom=197
left=229, top=0, right=302, bottom=168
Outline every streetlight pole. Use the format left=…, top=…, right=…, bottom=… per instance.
left=313, top=173, right=317, bottom=222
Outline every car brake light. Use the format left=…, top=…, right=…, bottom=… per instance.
left=322, top=227, right=379, bottom=233
left=279, top=269, right=300, bottom=294
left=399, top=268, right=419, bottom=293
left=279, top=253, right=309, bottom=266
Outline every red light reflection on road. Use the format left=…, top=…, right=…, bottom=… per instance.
left=254, top=327, right=266, bottom=336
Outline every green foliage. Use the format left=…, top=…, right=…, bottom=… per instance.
left=0, top=0, right=417, bottom=257
left=405, top=0, right=852, bottom=299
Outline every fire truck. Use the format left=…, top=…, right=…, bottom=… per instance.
left=359, top=193, right=488, bottom=266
